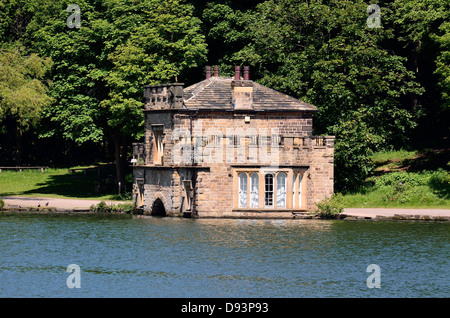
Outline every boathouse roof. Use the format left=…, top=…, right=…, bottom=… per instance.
left=182, top=76, right=317, bottom=111
left=143, top=66, right=318, bottom=112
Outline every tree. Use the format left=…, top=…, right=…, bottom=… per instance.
left=204, top=0, right=423, bottom=191
left=385, top=0, right=450, bottom=143
left=26, top=0, right=207, bottom=185
left=434, top=21, right=450, bottom=137
left=0, top=46, right=53, bottom=165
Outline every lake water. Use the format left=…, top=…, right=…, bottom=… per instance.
left=0, top=213, right=448, bottom=298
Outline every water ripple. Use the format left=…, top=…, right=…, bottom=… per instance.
left=0, top=215, right=449, bottom=297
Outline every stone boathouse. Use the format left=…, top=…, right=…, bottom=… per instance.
left=132, top=66, right=334, bottom=218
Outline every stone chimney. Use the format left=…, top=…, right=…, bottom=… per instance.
left=231, top=66, right=253, bottom=110
left=243, top=66, right=250, bottom=80
left=234, top=65, right=241, bottom=80
left=213, top=66, right=219, bottom=77
left=143, top=83, right=184, bottom=110
left=205, top=66, right=211, bottom=79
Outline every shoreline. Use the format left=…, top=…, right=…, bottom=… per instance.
left=1, top=196, right=129, bottom=212
left=2, top=196, right=450, bottom=221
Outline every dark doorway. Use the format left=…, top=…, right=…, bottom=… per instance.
left=151, top=198, right=166, bottom=217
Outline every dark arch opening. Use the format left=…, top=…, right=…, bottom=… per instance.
left=151, top=198, right=166, bottom=217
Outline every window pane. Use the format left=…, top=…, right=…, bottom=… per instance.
left=264, top=173, right=274, bottom=207
left=293, top=173, right=297, bottom=209
left=152, top=129, right=164, bottom=165
left=277, top=172, right=286, bottom=208
left=250, top=173, right=259, bottom=208
left=298, top=173, right=302, bottom=208
left=238, top=173, right=247, bottom=208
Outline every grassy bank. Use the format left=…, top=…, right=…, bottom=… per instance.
left=1, top=149, right=449, bottom=209
left=338, top=149, right=450, bottom=209
left=0, top=166, right=132, bottom=201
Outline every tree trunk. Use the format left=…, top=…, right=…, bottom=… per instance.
left=112, top=133, right=126, bottom=193
left=411, top=40, right=422, bottom=110
left=15, top=123, right=22, bottom=166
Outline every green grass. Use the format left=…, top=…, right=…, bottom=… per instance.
left=2, top=149, right=449, bottom=209
left=0, top=167, right=132, bottom=201
left=338, top=148, right=450, bottom=209
left=338, top=185, right=450, bottom=209
left=370, top=149, right=419, bottom=164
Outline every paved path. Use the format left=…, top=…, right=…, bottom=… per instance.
left=344, top=208, right=450, bottom=219
left=1, top=196, right=128, bottom=211
left=2, top=196, right=450, bottom=219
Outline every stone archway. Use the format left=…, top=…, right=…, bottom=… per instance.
left=151, top=198, right=166, bottom=217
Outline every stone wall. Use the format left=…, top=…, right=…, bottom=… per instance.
left=135, top=109, right=334, bottom=217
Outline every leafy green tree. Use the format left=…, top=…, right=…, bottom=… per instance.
left=0, top=0, right=33, bottom=43
left=329, top=108, right=384, bottom=192
left=0, top=46, right=53, bottom=164
left=384, top=0, right=450, bottom=142
left=25, top=0, right=207, bottom=184
left=434, top=21, right=450, bottom=124
left=204, top=0, right=423, bottom=191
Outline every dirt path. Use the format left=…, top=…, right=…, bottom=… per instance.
left=343, top=208, right=450, bottom=220
left=1, top=196, right=129, bottom=211
left=2, top=196, right=450, bottom=219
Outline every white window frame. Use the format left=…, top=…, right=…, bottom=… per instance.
left=276, top=172, right=287, bottom=208
left=250, top=172, right=259, bottom=208
left=264, top=173, right=274, bottom=208
left=238, top=172, right=248, bottom=208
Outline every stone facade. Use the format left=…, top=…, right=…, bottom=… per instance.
left=132, top=67, right=334, bottom=218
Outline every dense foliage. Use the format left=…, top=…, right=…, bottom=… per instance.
left=0, top=0, right=449, bottom=191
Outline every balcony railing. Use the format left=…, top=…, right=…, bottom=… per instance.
left=132, top=135, right=334, bottom=167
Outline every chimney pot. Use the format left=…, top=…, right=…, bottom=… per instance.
left=205, top=66, right=211, bottom=79
left=234, top=66, right=241, bottom=80
left=214, top=66, right=219, bottom=77
left=243, top=66, right=250, bottom=80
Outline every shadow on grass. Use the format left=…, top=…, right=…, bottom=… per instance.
left=22, top=173, right=107, bottom=198
left=1, top=166, right=132, bottom=200
left=400, top=148, right=450, bottom=172
left=373, top=148, right=450, bottom=176
left=429, top=172, right=450, bottom=200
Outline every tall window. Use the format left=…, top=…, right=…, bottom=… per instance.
left=293, top=173, right=297, bottom=208
left=250, top=173, right=259, bottom=208
left=235, top=169, right=306, bottom=210
left=277, top=172, right=287, bottom=208
left=151, top=125, right=164, bottom=165
left=238, top=173, right=248, bottom=208
left=264, top=173, right=274, bottom=207
left=298, top=172, right=302, bottom=208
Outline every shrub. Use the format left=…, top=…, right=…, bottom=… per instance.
left=116, top=203, right=133, bottom=213
left=96, top=201, right=109, bottom=213
left=0, top=198, right=4, bottom=210
left=375, top=171, right=426, bottom=188
left=372, top=170, right=450, bottom=204
left=314, top=194, right=344, bottom=219
left=90, top=201, right=134, bottom=213
left=428, top=169, right=450, bottom=199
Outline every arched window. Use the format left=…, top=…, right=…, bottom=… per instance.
left=293, top=173, right=297, bottom=209
left=264, top=173, right=274, bottom=207
left=238, top=172, right=248, bottom=208
left=276, top=172, right=287, bottom=208
left=151, top=125, right=164, bottom=165
left=250, top=173, right=259, bottom=208
left=298, top=172, right=303, bottom=208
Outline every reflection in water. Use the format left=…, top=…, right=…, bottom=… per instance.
left=0, top=214, right=448, bottom=297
